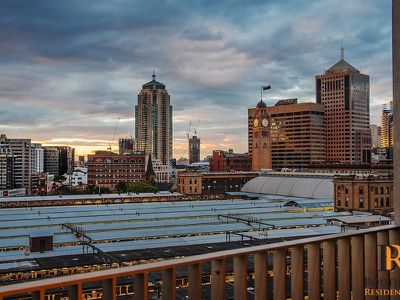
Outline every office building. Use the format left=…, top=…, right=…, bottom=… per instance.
left=75, top=155, right=86, bottom=167
left=334, top=174, right=393, bottom=214
left=135, top=73, right=173, bottom=165
left=119, top=138, right=135, bottom=154
left=43, top=146, right=74, bottom=176
left=0, top=153, right=15, bottom=190
left=87, top=151, right=146, bottom=188
left=177, top=171, right=258, bottom=197
left=63, top=167, right=87, bottom=187
left=31, top=172, right=49, bottom=195
left=151, top=157, right=174, bottom=183
left=209, top=149, right=251, bottom=172
left=0, top=134, right=31, bottom=193
left=57, top=146, right=75, bottom=175
left=43, top=147, right=60, bottom=176
left=369, top=124, right=381, bottom=149
left=380, top=101, right=393, bottom=159
left=315, top=50, right=370, bottom=163
left=189, top=135, right=200, bottom=164
left=248, top=99, right=325, bottom=170
left=31, top=143, right=44, bottom=175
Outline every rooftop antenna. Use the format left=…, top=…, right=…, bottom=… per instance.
left=152, top=70, right=156, bottom=80
left=341, top=40, right=344, bottom=60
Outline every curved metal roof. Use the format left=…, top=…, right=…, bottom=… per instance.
left=241, top=175, right=333, bottom=199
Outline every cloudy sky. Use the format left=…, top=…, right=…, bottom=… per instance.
left=0, top=0, right=392, bottom=158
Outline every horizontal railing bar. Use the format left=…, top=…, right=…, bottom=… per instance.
left=0, top=224, right=398, bottom=297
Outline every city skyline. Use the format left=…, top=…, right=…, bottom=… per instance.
left=0, top=0, right=392, bottom=157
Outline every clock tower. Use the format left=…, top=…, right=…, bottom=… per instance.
left=252, top=100, right=272, bottom=171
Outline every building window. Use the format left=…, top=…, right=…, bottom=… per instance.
left=345, top=197, right=349, bottom=207
left=359, top=187, right=363, bottom=195
left=359, top=198, right=364, bottom=208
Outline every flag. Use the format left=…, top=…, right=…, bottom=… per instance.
left=262, top=85, right=271, bottom=90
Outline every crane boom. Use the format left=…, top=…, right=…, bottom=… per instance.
left=194, top=118, right=200, bottom=135
left=108, top=117, right=121, bottom=151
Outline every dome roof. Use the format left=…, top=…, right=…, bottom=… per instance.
left=241, top=175, right=333, bottom=199
left=256, top=100, right=267, bottom=109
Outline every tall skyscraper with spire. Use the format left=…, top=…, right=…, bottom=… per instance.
left=135, top=73, right=173, bottom=165
left=315, top=48, right=371, bottom=163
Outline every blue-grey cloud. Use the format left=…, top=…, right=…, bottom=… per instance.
left=0, top=0, right=392, bottom=157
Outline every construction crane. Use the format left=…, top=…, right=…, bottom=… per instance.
left=186, top=120, right=192, bottom=140
left=107, top=117, right=121, bottom=151
left=193, top=118, right=200, bottom=135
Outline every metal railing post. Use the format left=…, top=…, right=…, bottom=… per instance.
left=188, top=263, right=202, bottom=300
left=233, top=255, right=248, bottom=300
left=133, top=273, right=148, bottom=300
left=162, top=268, right=176, bottom=299
left=290, top=246, right=304, bottom=300
left=323, top=240, right=336, bottom=300
left=211, top=259, right=226, bottom=299
left=254, top=252, right=268, bottom=300
left=273, top=249, right=286, bottom=300
left=307, top=243, right=321, bottom=299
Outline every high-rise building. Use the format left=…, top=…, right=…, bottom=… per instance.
left=189, top=135, right=200, bottom=164
left=31, top=143, right=44, bottom=175
left=43, top=147, right=59, bottom=176
left=0, top=134, right=32, bottom=193
left=249, top=100, right=272, bottom=171
left=76, top=155, right=86, bottom=167
left=249, top=99, right=325, bottom=169
left=380, top=101, right=393, bottom=149
left=119, top=138, right=135, bottom=154
left=135, top=73, right=173, bottom=165
left=56, top=146, right=75, bottom=175
left=0, top=153, right=15, bottom=190
left=315, top=50, right=371, bottom=163
left=43, top=146, right=74, bottom=176
left=370, top=124, right=381, bottom=149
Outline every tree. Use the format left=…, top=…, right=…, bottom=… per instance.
left=85, top=184, right=112, bottom=195
left=127, top=182, right=158, bottom=193
left=53, top=175, right=67, bottom=183
left=85, top=184, right=99, bottom=194
left=115, top=181, right=128, bottom=193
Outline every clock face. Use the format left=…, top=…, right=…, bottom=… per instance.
left=262, top=118, right=269, bottom=127
left=253, top=118, right=259, bottom=127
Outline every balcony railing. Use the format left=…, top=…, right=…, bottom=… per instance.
left=0, top=224, right=399, bottom=299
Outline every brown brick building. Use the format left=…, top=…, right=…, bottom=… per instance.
left=315, top=52, right=371, bottom=163
left=209, top=149, right=251, bottom=172
left=177, top=172, right=258, bottom=197
left=334, top=174, right=393, bottom=214
left=87, top=151, right=146, bottom=188
left=248, top=99, right=325, bottom=170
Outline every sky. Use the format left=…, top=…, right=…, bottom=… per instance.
left=0, top=0, right=393, bottom=158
